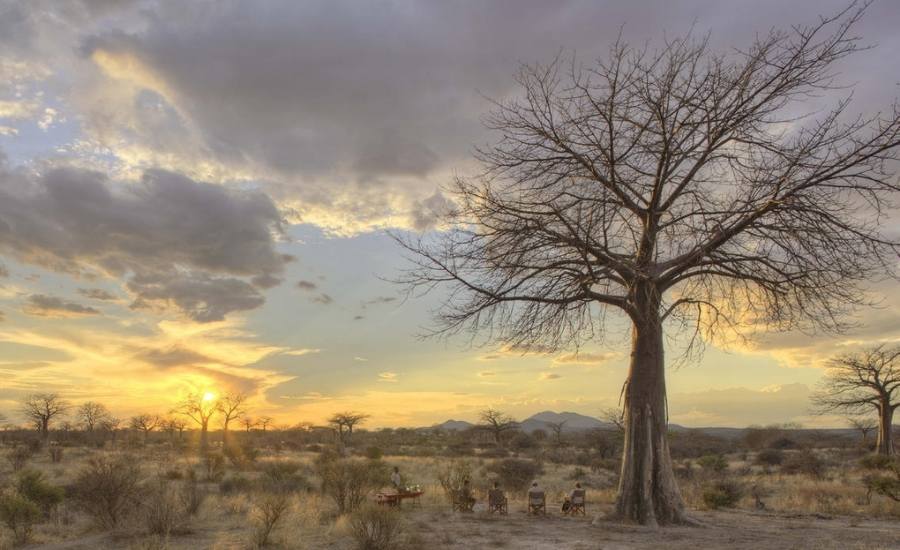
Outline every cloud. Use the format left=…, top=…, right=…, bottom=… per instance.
left=296, top=280, right=318, bottom=291
left=378, top=371, right=398, bottom=383
left=363, top=296, right=397, bottom=307
left=0, top=263, right=7, bottom=277
left=478, top=371, right=496, bottom=377
left=134, top=346, right=216, bottom=368
left=479, top=342, right=555, bottom=361
left=22, top=294, right=100, bottom=318
left=0, top=166, right=290, bottom=322
left=539, top=372, right=561, bottom=380
left=282, top=348, right=320, bottom=357
left=669, top=383, right=820, bottom=427
left=553, top=352, right=619, bottom=366
left=353, top=356, right=368, bottom=362
left=77, top=288, right=117, bottom=301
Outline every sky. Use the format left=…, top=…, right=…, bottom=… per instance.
left=0, top=0, right=899, bottom=429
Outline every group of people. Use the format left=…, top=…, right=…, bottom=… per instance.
left=389, top=466, right=585, bottom=514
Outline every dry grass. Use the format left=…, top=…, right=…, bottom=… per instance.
left=0, top=444, right=896, bottom=549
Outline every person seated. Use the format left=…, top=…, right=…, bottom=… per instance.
left=390, top=466, right=403, bottom=493
left=527, top=481, right=546, bottom=514
left=453, top=478, right=476, bottom=511
left=563, top=482, right=586, bottom=515
left=488, top=481, right=508, bottom=514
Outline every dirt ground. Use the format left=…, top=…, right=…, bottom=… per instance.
left=37, top=507, right=900, bottom=550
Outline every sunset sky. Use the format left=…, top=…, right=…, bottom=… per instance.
left=1, top=0, right=899, bottom=429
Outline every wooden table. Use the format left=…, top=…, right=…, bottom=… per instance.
left=375, top=491, right=424, bottom=508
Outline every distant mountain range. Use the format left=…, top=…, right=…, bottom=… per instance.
left=432, top=411, right=617, bottom=433
left=430, top=412, right=864, bottom=437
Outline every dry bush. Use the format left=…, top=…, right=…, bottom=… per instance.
left=436, top=460, right=473, bottom=504
left=0, top=491, right=41, bottom=545
left=754, top=449, right=784, bottom=467
left=48, top=446, right=63, bottom=464
left=696, top=454, right=728, bottom=474
left=179, top=469, right=206, bottom=516
left=781, top=449, right=826, bottom=479
left=486, top=458, right=543, bottom=492
left=5, top=447, right=31, bottom=473
left=349, top=506, right=403, bottom=550
left=144, top=481, right=188, bottom=537
left=70, top=454, right=144, bottom=528
left=701, top=479, right=743, bottom=509
left=261, top=460, right=310, bottom=493
left=317, top=456, right=386, bottom=514
left=249, top=492, right=291, bottom=548
left=203, top=452, right=226, bottom=482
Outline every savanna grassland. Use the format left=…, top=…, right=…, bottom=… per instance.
left=0, top=424, right=897, bottom=550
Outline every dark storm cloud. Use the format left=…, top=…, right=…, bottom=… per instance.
left=76, top=0, right=900, bottom=190
left=22, top=294, right=100, bottom=317
left=0, top=165, right=290, bottom=321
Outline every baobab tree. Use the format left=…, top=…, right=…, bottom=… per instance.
left=21, top=393, right=70, bottom=442
left=812, top=345, right=899, bottom=456
left=397, top=5, right=900, bottom=525
left=130, top=414, right=160, bottom=445
left=547, top=420, right=567, bottom=446
left=328, top=411, right=370, bottom=444
left=77, top=401, right=112, bottom=432
left=174, top=392, right=217, bottom=453
left=216, top=391, right=249, bottom=447
left=257, top=416, right=273, bottom=432
left=477, top=408, right=519, bottom=446
left=240, top=416, right=258, bottom=433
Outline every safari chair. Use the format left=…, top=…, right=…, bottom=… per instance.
left=569, top=489, right=586, bottom=516
left=527, top=491, right=546, bottom=515
left=488, top=488, right=508, bottom=514
left=451, top=489, right=475, bottom=512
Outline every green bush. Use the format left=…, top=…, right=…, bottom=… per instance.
left=0, top=492, right=41, bottom=544
left=486, top=458, right=543, bottom=492
left=6, top=447, right=31, bottom=473
left=261, top=461, right=310, bottom=493
left=701, top=479, right=743, bottom=509
left=781, top=449, right=825, bottom=479
left=15, top=470, right=63, bottom=516
left=365, top=446, right=383, bottom=460
left=697, top=454, right=728, bottom=473
left=859, top=453, right=897, bottom=471
left=754, top=449, right=784, bottom=467
left=350, top=506, right=403, bottom=550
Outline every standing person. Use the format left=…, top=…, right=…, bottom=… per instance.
left=390, top=466, right=403, bottom=493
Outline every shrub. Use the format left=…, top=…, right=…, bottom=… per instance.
left=781, top=449, right=825, bottom=479
left=163, top=468, right=184, bottom=480
left=754, top=449, right=784, bottom=467
left=220, top=474, right=256, bottom=495
left=48, top=446, right=63, bottom=463
left=16, top=470, right=63, bottom=516
left=701, top=479, right=743, bottom=509
left=70, top=455, right=144, bottom=528
left=436, top=460, right=473, bottom=504
left=6, top=447, right=31, bottom=472
left=144, top=481, right=188, bottom=537
left=180, top=469, right=206, bottom=516
left=859, top=453, right=897, bottom=471
left=365, top=446, right=383, bottom=460
left=318, top=458, right=386, bottom=514
left=350, top=506, right=403, bottom=550
left=204, top=452, right=226, bottom=482
left=250, top=492, right=291, bottom=547
left=261, top=461, right=309, bottom=493
left=567, top=467, right=588, bottom=481
left=486, top=458, right=543, bottom=492
left=0, top=492, right=41, bottom=545
left=696, top=454, right=728, bottom=474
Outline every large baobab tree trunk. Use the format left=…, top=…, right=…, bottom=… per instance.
left=614, top=290, right=688, bottom=525
left=876, top=404, right=895, bottom=456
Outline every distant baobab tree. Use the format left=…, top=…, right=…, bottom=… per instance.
left=547, top=420, right=567, bottom=446
left=812, top=345, right=899, bottom=456
left=216, top=391, right=249, bottom=447
left=21, top=393, right=70, bottom=442
left=396, top=4, right=900, bottom=525
left=257, top=415, right=273, bottom=432
left=129, top=414, right=160, bottom=444
left=240, top=416, right=258, bottom=432
left=174, top=392, right=218, bottom=453
left=77, top=401, right=112, bottom=432
left=847, top=416, right=878, bottom=448
left=477, top=408, right=518, bottom=446
left=328, top=411, right=370, bottom=443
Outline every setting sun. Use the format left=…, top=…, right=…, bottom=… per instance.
left=202, top=391, right=216, bottom=402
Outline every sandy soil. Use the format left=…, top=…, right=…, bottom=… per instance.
left=36, top=507, right=900, bottom=550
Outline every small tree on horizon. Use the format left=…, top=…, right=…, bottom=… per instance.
left=76, top=402, right=112, bottom=432
left=21, top=393, right=70, bottom=442
left=216, top=391, right=249, bottom=447
left=477, top=408, right=518, bottom=446
left=129, top=414, right=160, bottom=445
left=396, top=4, right=900, bottom=525
left=174, top=393, right=217, bottom=453
left=812, top=345, right=899, bottom=456
left=328, top=412, right=371, bottom=444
